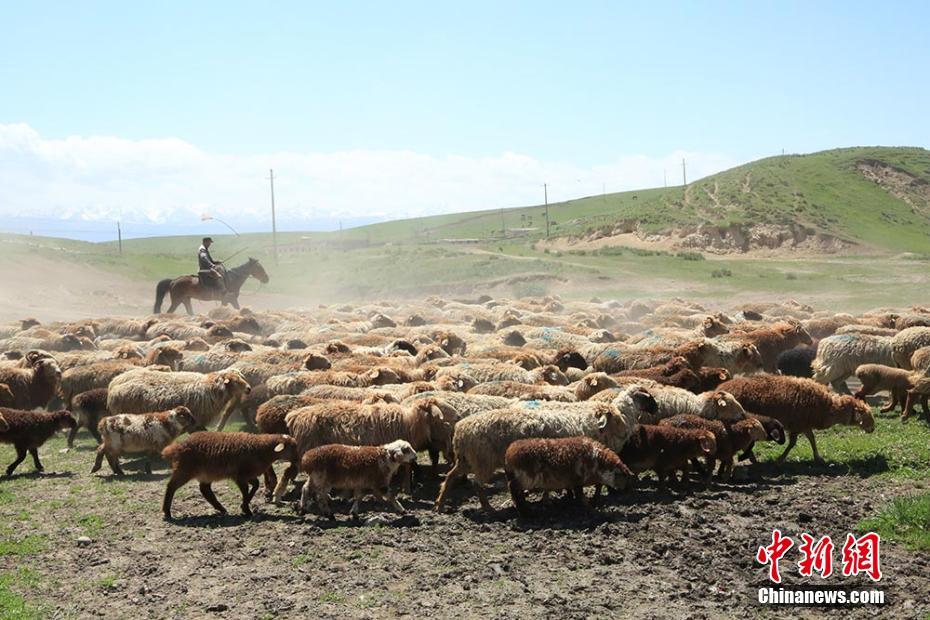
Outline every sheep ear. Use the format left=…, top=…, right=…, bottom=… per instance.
left=591, top=377, right=598, bottom=386
left=596, top=414, right=609, bottom=430
left=372, top=369, right=380, bottom=378
left=274, top=443, right=286, bottom=453
left=718, top=371, right=728, bottom=380
left=224, top=378, right=230, bottom=385
left=457, top=379, right=464, bottom=388
left=717, top=399, right=726, bottom=408
left=441, top=339, right=449, bottom=347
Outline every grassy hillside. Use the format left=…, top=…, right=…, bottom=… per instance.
left=336, top=146, right=930, bottom=253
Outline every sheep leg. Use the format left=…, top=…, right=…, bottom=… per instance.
left=144, top=456, right=153, bottom=476
left=233, top=478, right=253, bottom=517
left=5, top=447, right=28, bottom=477
left=349, top=489, right=363, bottom=520
left=272, top=462, right=299, bottom=503
left=66, top=424, right=79, bottom=449
left=574, top=486, right=591, bottom=510
left=922, top=395, right=929, bottom=417
left=804, top=431, right=823, bottom=464
left=434, top=461, right=467, bottom=511
left=738, top=444, right=758, bottom=463
left=880, top=393, right=897, bottom=413
left=830, top=379, right=851, bottom=395
left=89, top=423, right=103, bottom=444
left=105, top=453, right=125, bottom=476
left=162, top=471, right=193, bottom=520
left=297, top=481, right=313, bottom=515
left=198, top=482, right=227, bottom=515
left=378, top=487, right=406, bottom=514
left=262, top=466, right=278, bottom=501
left=246, top=477, right=260, bottom=503
left=91, top=446, right=106, bottom=473
left=317, top=488, right=335, bottom=520
left=25, top=448, right=43, bottom=473
left=506, top=473, right=531, bottom=517
left=428, top=448, right=440, bottom=469
left=473, top=480, right=493, bottom=512
left=776, top=431, right=799, bottom=463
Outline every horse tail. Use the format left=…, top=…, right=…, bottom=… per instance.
left=153, top=279, right=172, bottom=314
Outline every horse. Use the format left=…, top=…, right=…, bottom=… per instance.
left=153, top=258, right=270, bottom=315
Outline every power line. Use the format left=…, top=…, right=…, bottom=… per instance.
left=269, top=169, right=279, bottom=265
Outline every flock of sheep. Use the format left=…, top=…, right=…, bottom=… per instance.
left=0, top=295, right=927, bottom=521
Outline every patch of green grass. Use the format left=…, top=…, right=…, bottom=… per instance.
left=752, top=409, right=930, bottom=479
left=96, top=574, right=118, bottom=590
left=319, top=591, right=346, bottom=604
left=0, top=534, right=46, bottom=557
left=77, top=514, right=105, bottom=536
left=0, top=568, right=42, bottom=620
left=859, top=493, right=930, bottom=551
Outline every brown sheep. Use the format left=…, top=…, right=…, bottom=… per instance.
left=619, top=424, right=716, bottom=487
left=297, top=440, right=419, bottom=519
left=854, top=364, right=917, bottom=414
left=504, top=437, right=634, bottom=516
left=67, top=388, right=109, bottom=447
left=0, top=408, right=77, bottom=476
left=0, top=357, right=61, bottom=410
left=162, top=432, right=299, bottom=519
left=0, top=384, right=14, bottom=408
left=725, top=321, right=813, bottom=373
left=737, top=413, right=787, bottom=464
left=658, top=415, right=767, bottom=481
left=255, top=394, right=324, bottom=495
left=718, top=375, right=874, bottom=463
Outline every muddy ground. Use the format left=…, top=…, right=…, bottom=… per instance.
left=1, top=432, right=927, bottom=620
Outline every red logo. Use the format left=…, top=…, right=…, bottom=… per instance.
left=756, top=529, right=794, bottom=583
left=797, top=534, right=834, bottom=578
left=841, top=533, right=882, bottom=582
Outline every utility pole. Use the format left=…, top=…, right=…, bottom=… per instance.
left=117, top=221, right=122, bottom=255
left=681, top=158, right=687, bottom=186
left=544, top=183, right=550, bottom=239
left=269, top=169, right=279, bottom=265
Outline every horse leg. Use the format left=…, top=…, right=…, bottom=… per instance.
left=184, top=299, right=194, bottom=315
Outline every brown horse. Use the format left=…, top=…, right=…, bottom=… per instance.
left=153, top=258, right=270, bottom=314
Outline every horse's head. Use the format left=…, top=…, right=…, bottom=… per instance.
left=247, top=258, right=270, bottom=283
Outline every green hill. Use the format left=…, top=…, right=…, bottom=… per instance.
left=338, top=146, right=930, bottom=253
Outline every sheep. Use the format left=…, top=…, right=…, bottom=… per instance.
left=725, top=321, right=813, bottom=373
left=107, top=368, right=251, bottom=431
left=0, top=408, right=77, bottom=476
left=0, top=333, right=95, bottom=353
left=400, top=392, right=512, bottom=423
left=161, top=432, right=299, bottom=519
left=892, top=327, right=930, bottom=369
left=435, top=364, right=569, bottom=386
left=640, top=386, right=748, bottom=424
left=91, top=406, right=202, bottom=476
left=265, top=367, right=403, bottom=396
left=504, top=437, right=634, bottom=516
left=297, top=440, right=419, bottom=519
left=434, top=385, right=656, bottom=511
left=911, top=346, right=930, bottom=373
left=59, top=361, right=156, bottom=407
left=301, top=384, right=399, bottom=403
left=467, top=381, right=577, bottom=402
left=736, top=413, right=787, bottom=464
left=853, top=364, right=916, bottom=413
left=275, top=399, right=457, bottom=501
left=718, top=374, right=874, bottom=463
left=0, top=357, right=61, bottom=410
left=591, top=340, right=762, bottom=375
left=68, top=388, right=109, bottom=447
left=619, top=424, right=716, bottom=487
left=695, top=367, right=733, bottom=392
left=658, top=415, right=767, bottom=481
left=811, top=334, right=894, bottom=393
left=776, top=345, right=817, bottom=378
left=573, top=373, right=620, bottom=401
left=615, top=364, right=703, bottom=393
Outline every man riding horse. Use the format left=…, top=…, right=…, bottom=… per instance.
left=197, top=237, right=227, bottom=296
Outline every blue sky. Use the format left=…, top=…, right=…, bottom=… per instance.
left=0, top=1, right=927, bottom=239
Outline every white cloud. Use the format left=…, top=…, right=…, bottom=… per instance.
left=0, top=123, right=741, bottom=230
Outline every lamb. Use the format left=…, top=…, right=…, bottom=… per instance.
left=67, top=388, right=109, bottom=447
left=892, top=327, right=930, bottom=369
left=573, top=373, right=620, bottom=401
left=718, top=374, right=874, bottom=463
left=275, top=399, right=456, bottom=501
left=92, top=406, right=202, bottom=476
left=776, top=345, right=817, bottom=378
left=434, top=385, right=656, bottom=511
left=737, top=413, right=788, bottom=464
left=640, top=386, right=748, bottom=424
left=811, top=334, right=894, bottom=393
left=107, top=368, right=251, bottom=431
left=853, top=364, right=916, bottom=413
left=297, top=440, right=419, bottom=519
left=162, top=432, right=299, bottom=519
left=0, top=408, right=77, bottom=476
left=504, top=437, right=634, bottom=516
left=0, top=356, right=62, bottom=410
left=658, top=415, right=767, bottom=481
left=435, top=364, right=569, bottom=386
left=619, top=424, right=716, bottom=487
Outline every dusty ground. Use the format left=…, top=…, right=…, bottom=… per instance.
left=1, top=430, right=927, bottom=620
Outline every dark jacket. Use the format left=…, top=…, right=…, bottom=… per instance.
left=198, top=245, right=217, bottom=271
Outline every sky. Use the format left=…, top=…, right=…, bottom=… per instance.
left=1, top=1, right=928, bottom=240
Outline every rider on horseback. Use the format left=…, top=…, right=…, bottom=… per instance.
left=197, top=237, right=227, bottom=296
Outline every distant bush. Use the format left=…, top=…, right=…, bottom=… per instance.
left=786, top=272, right=798, bottom=280
left=512, top=281, right=549, bottom=299
left=711, top=269, right=733, bottom=278
left=676, top=251, right=705, bottom=261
